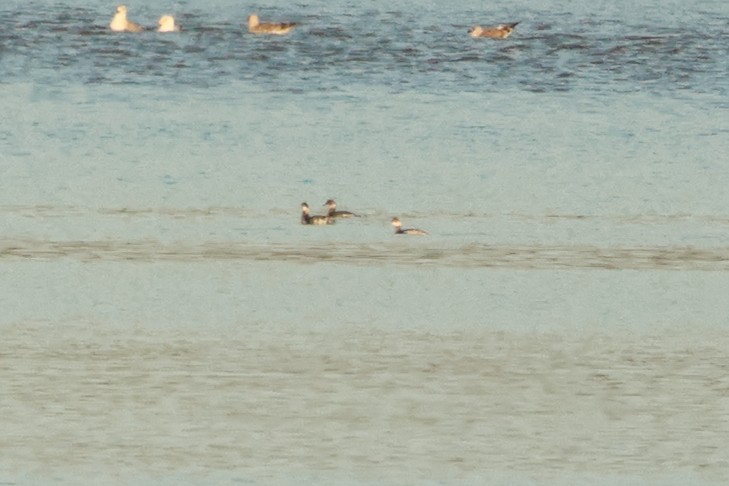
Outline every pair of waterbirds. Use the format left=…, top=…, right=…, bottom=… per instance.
left=301, top=201, right=427, bottom=235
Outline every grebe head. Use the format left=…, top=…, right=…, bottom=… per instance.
left=391, top=217, right=402, bottom=228
left=301, top=202, right=311, bottom=213
left=324, top=199, right=336, bottom=208
left=116, top=5, right=127, bottom=15
left=248, top=14, right=260, bottom=28
left=468, top=26, right=481, bottom=36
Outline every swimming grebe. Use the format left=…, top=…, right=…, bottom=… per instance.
left=109, top=5, right=144, bottom=32
left=248, top=14, right=297, bottom=35
left=301, top=202, right=334, bottom=225
left=324, top=199, right=358, bottom=219
left=468, top=22, right=519, bottom=39
left=391, top=217, right=427, bottom=235
left=157, top=15, right=180, bottom=33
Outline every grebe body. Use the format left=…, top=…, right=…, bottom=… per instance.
left=301, top=203, right=334, bottom=225
left=324, top=199, right=358, bottom=219
left=391, top=217, right=427, bottom=235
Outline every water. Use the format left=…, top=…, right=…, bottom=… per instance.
left=1, top=0, right=729, bottom=484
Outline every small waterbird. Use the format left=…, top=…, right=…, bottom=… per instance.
left=109, top=5, right=143, bottom=32
left=157, top=15, right=180, bottom=33
left=391, top=217, right=427, bottom=235
left=324, top=199, right=358, bottom=219
left=248, top=13, right=297, bottom=35
left=468, top=22, right=519, bottom=39
left=301, top=202, right=334, bottom=225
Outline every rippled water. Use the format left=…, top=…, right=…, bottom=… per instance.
left=3, top=0, right=728, bottom=94
left=2, top=0, right=729, bottom=484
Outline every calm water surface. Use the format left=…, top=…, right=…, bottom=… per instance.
left=1, top=0, right=729, bottom=484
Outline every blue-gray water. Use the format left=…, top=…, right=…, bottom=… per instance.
left=1, top=0, right=729, bottom=484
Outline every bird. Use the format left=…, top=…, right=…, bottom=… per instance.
left=468, top=22, right=519, bottom=39
left=391, top=217, right=427, bottom=235
left=109, top=5, right=144, bottom=32
left=157, top=15, right=179, bottom=33
left=324, top=199, right=358, bottom=219
left=247, top=13, right=297, bottom=35
left=301, top=203, right=334, bottom=225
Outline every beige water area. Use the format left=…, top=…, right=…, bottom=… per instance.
left=3, top=237, right=729, bottom=271
left=2, top=322, right=727, bottom=484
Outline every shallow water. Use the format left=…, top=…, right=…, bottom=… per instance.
left=1, top=0, right=729, bottom=484
left=2, top=323, right=728, bottom=485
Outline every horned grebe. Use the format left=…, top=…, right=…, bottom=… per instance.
left=468, top=22, right=519, bottom=39
left=301, top=202, right=334, bottom=225
left=109, top=5, right=143, bottom=32
left=248, top=14, right=297, bottom=35
left=157, top=15, right=179, bottom=33
left=391, top=217, right=427, bottom=235
left=324, top=199, right=358, bottom=219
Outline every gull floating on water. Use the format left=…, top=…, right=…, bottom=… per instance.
left=468, top=22, right=519, bottom=39
left=157, top=15, right=179, bottom=33
left=391, top=217, right=427, bottom=235
left=109, top=5, right=143, bottom=32
left=248, top=13, right=297, bottom=35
